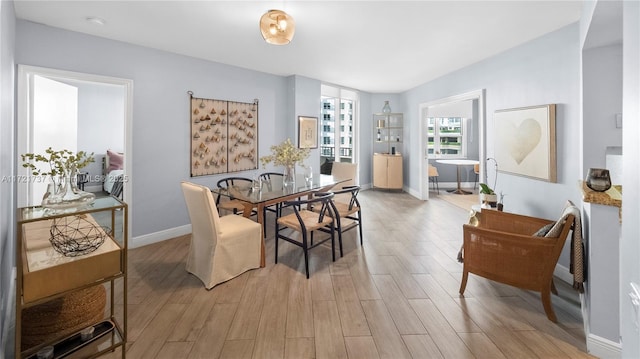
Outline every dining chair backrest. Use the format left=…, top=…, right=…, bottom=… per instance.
left=331, top=162, right=357, bottom=191
left=260, top=172, right=283, bottom=180
left=181, top=181, right=262, bottom=289
left=428, top=164, right=439, bottom=177
left=259, top=172, right=283, bottom=187
left=216, top=176, right=252, bottom=190
left=181, top=181, right=222, bottom=240
left=215, top=176, right=252, bottom=205
left=281, top=192, right=336, bottom=232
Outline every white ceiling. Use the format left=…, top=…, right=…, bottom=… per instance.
left=13, top=1, right=584, bottom=93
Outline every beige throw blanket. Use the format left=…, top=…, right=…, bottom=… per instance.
left=546, top=201, right=584, bottom=293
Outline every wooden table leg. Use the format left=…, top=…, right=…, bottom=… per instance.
left=241, top=202, right=265, bottom=268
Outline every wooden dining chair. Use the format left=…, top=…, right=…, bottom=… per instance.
left=215, top=177, right=257, bottom=217
left=259, top=172, right=284, bottom=237
left=275, top=192, right=336, bottom=278
left=473, top=163, right=480, bottom=190
left=428, top=164, right=440, bottom=194
left=319, top=185, right=363, bottom=257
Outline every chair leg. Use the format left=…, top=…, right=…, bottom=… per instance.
left=435, top=177, right=439, bottom=194
left=330, top=224, right=336, bottom=262
left=541, top=288, right=558, bottom=322
left=550, top=279, right=558, bottom=295
left=302, top=232, right=310, bottom=279
left=358, top=212, right=364, bottom=246
left=335, top=218, right=343, bottom=258
left=275, top=223, right=280, bottom=264
left=263, top=207, right=268, bottom=239
left=459, top=270, right=469, bottom=295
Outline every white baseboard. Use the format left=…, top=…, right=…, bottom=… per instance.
left=587, top=333, right=621, bottom=358
left=130, top=224, right=191, bottom=248
left=555, top=266, right=621, bottom=358
left=406, top=186, right=420, bottom=199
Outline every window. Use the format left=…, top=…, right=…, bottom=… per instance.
left=320, top=85, right=359, bottom=173
left=427, top=117, right=466, bottom=157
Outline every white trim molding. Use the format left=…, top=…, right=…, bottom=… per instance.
left=587, top=333, right=621, bottom=359
left=131, top=224, right=191, bottom=249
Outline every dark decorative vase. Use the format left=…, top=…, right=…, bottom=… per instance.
left=586, top=168, right=612, bottom=192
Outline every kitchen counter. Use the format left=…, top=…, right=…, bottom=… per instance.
left=581, top=181, right=621, bottom=208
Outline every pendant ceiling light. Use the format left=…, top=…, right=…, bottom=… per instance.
left=260, top=9, right=295, bottom=45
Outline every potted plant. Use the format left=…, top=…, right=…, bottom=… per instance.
left=21, top=147, right=95, bottom=208
left=479, top=183, right=498, bottom=208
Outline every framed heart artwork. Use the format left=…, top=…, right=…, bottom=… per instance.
left=494, top=104, right=556, bottom=182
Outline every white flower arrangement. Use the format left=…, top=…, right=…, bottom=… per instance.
left=259, top=138, right=310, bottom=168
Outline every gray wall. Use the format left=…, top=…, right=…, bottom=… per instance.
left=16, top=20, right=291, bottom=240
left=0, top=1, right=16, bottom=357
left=582, top=44, right=623, bottom=178
left=5, top=7, right=640, bottom=358
left=620, top=1, right=640, bottom=357
left=401, top=24, right=581, bottom=268
left=292, top=75, right=321, bottom=171
left=75, top=81, right=126, bottom=190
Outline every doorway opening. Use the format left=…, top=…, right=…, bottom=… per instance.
left=17, top=65, right=133, bottom=233
left=418, top=89, right=486, bottom=200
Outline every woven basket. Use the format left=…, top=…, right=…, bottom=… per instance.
left=21, top=285, right=106, bottom=350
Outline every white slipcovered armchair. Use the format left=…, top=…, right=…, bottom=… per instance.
left=330, top=162, right=357, bottom=202
left=181, top=181, right=262, bottom=289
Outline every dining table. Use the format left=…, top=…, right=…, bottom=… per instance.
left=210, top=173, right=347, bottom=267
left=435, top=159, right=479, bottom=195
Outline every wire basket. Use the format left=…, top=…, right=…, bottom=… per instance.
left=49, top=215, right=109, bottom=257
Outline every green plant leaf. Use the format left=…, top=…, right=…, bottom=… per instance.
left=479, top=183, right=495, bottom=194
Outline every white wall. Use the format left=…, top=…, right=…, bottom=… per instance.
left=620, top=1, right=640, bottom=357
left=8, top=11, right=637, bottom=358
left=403, top=24, right=582, bottom=243
left=292, top=75, right=322, bottom=172
left=16, top=20, right=290, bottom=241
left=582, top=44, right=623, bottom=178
left=75, top=81, right=126, bottom=190
left=0, top=1, right=16, bottom=357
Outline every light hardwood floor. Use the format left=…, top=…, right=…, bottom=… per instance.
left=104, top=189, right=594, bottom=359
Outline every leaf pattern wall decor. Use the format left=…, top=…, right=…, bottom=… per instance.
left=189, top=93, right=258, bottom=177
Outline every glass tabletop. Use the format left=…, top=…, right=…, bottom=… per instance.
left=212, top=174, right=343, bottom=205
left=17, top=196, right=126, bottom=223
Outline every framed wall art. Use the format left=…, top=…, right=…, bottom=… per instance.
left=298, top=116, right=318, bottom=149
left=493, top=104, right=556, bottom=182
left=189, top=92, right=259, bottom=177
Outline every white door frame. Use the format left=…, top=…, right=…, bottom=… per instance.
left=418, top=89, right=486, bottom=200
left=17, top=65, right=133, bottom=237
